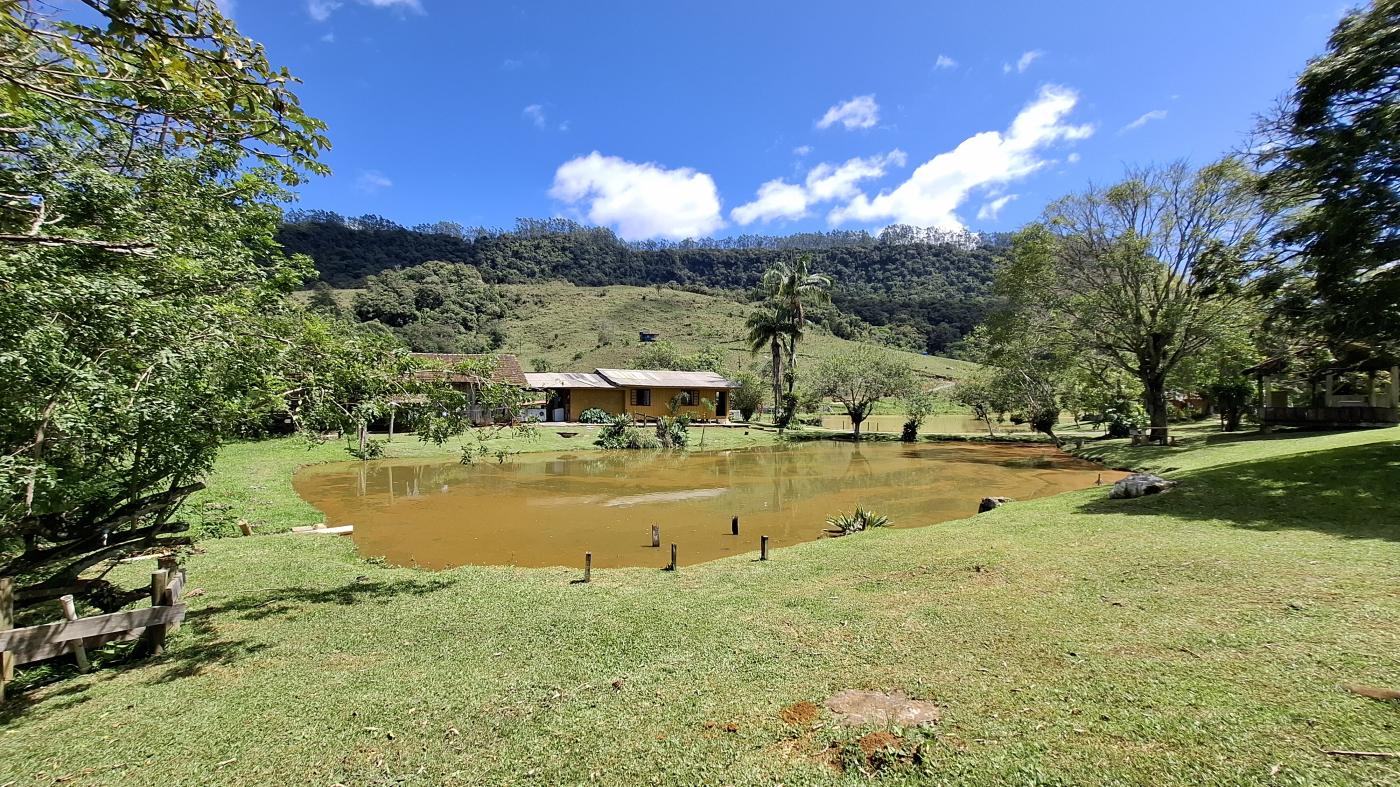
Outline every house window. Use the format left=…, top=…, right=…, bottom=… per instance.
left=678, top=389, right=698, bottom=406
left=631, top=388, right=652, bottom=407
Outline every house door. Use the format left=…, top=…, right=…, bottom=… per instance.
left=717, top=390, right=728, bottom=417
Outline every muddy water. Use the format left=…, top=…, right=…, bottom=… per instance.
left=293, top=441, right=1119, bottom=570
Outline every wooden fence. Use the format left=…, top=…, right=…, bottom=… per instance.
left=0, top=564, right=187, bottom=701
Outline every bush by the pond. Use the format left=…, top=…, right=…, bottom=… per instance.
left=595, top=414, right=661, bottom=449
left=578, top=408, right=611, bottom=424
left=825, top=506, right=892, bottom=536
left=655, top=414, right=690, bottom=449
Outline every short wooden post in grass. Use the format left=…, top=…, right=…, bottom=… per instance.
left=668, top=544, right=677, bottom=572
left=583, top=552, right=592, bottom=583
left=760, top=536, right=769, bottom=561
left=731, top=515, right=739, bottom=535
left=0, top=577, right=13, bottom=701
left=651, top=525, right=660, bottom=548
left=238, top=520, right=253, bottom=536
left=146, top=569, right=169, bottom=656
left=58, top=595, right=90, bottom=673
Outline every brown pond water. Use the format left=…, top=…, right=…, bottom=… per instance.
left=292, top=441, right=1120, bottom=570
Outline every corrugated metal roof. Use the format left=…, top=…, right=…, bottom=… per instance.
left=595, top=369, right=737, bottom=389
left=523, top=372, right=615, bottom=389
left=410, top=353, right=528, bottom=386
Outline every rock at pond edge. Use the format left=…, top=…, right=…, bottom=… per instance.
left=978, top=496, right=1013, bottom=513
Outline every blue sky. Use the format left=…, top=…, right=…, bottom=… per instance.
left=222, top=0, right=1345, bottom=239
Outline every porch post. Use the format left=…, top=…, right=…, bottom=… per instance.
left=1390, top=367, right=1399, bottom=409
left=1368, top=371, right=1380, bottom=407
left=1324, top=374, right=1335, bottom=407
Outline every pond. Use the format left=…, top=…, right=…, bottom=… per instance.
left=293, top=441, right=1119, bottom=570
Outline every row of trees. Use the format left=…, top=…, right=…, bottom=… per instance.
left=278, top=215, right=1000, bottom=354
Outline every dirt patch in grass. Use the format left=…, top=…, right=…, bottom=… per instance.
left=779, top=701, right=821, bottom=726
left=825, top=689, right=941, bottom=726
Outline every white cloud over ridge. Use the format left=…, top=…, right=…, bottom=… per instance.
left=828, top=84, right=1093, bottom=230
left=356, top=170, right=393, bottom=193
left=935, top=54, right=957, bottom=70
left=816, top=95, right=879, bottom=130
left=1003, top=49, right=1043, bottom=74
left=732, top=150, right=906, bottom=225
left=1122, top=109, right=1167, bottom=131
left=550, top=152, right=724, bottom=240
left=523, top=104, right=546, bottom=129
left=308, top=0, right=420, bottom=21
left=977, top=194, right=1017, bottom=221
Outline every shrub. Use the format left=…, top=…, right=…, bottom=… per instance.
left=578, top=408, right=611, bottom=424
left=595, top=414, right=660, bottom=449
left=825, top=506, right=892, bottom=536
left=655, top=414, right=690, bottom=448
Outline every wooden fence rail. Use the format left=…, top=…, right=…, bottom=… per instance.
left=0, top=568, right=187, bottom=701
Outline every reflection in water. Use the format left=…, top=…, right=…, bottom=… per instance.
left=820, top=413, right=1042, bottom=435
left=293, top=441, right=1122, bottom=570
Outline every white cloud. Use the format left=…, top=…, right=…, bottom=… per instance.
left=549, top=152, right=724, bottom=240
left=934, top=54, right=957, bottom=70
left=1122, top=109, right=1167, bottom=132
left=732, top=150, right=906, bottom=225
left=501, top=58, right=523, bottom=70
left=320, top=31, right=335, bottom=43
left=1003, top=49, right=1043, bottom=74
left=523, top=104, right=546, bottom=129
left=558, top=120, right=571, bottom=132
left=356, top=170, right=393, bottom=193
left=828, top=84, right=1093, bottom=230
left=307, top=0, right=340, bottom=20
left=1067, top=152, right=1081, bottom=164
left=793, top=145, right=813, bottom=157
left=976, top=194, right=1017, bottom=221
left=816, top=95, right=880, bottom=130
left=308, top=0, right=420, bottom=21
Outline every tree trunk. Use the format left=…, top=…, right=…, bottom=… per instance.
left=852, top=417, right=862, bottom=441
left=1142, top=376, right=1169, bottom=445
left=770, top=339, right=783, bottom=424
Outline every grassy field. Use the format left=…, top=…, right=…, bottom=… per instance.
left=313, top=282, right=978, bottom=382
left=2, top=426, right=1398, bottom=786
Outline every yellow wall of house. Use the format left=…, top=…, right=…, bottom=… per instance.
left=567, top=388, right=627, bottom=420
left=621, top=387, right=729, bottom=422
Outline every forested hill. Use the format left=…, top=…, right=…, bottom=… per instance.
left=278, top=212, right=1006, bottom=352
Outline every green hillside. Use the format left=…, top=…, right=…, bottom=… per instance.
left=313, top=282, right=977, bottom=382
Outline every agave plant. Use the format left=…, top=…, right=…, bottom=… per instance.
left=824, top=506, right=892, bottom=536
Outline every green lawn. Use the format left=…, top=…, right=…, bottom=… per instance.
left=2, top=427, right=1398, bottom=786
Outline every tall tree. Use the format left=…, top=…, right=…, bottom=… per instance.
left=998, top=160, right=1276, bottom=443
left=745, top=306, right=795, bottom=419
left=0, top=0, right=339, bottom=610
left=760, top=255, right=832, bottom=393
left=1256, top=0, right=1400, bottom=356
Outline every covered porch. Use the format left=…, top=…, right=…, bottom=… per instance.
left=1245, top=356, right=1399, bottom=430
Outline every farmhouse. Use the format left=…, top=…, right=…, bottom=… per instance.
left=525, top=368, right=736, bottom=422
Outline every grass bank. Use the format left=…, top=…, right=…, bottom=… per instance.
left=2, top=427, right=1397, bottom=785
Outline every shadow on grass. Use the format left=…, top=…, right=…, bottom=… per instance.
left=0, top=577, right=453, bottom=724
left=1077, top=442, right=1400, bottom=542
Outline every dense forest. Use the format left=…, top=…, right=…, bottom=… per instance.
left=278, top=212, right=1003, bottom=352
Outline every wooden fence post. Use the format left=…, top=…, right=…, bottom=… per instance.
left=731, top=516, right=739, bottom=535
left=146, top=570, right=169, bottom=656
left=651, top=525, right=660, bottom=548
left=583, top=552, right=592, bottom=583
left=1, top=577, right=12, bottom=702
left=760, top=536, right=769, bottom=561
left=58, top=595, right=90, bottom=673
left=668, top=544, right=677, bottom=572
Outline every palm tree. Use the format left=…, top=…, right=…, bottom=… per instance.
left=745, top=306, right=796, bottom=421
left=761, top=256, right=831, bottom=393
